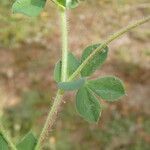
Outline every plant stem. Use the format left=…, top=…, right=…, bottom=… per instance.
left=68, top=16, right=150, bottom=81
left=35, top=10, right=68, bottom=150
left=61, top=10, right=68, bottom=82
left=35, top=90, right=64, bottom=150
left=0, top=124, right=17, bottom=150
left=35, top=16, right=149, bottom=149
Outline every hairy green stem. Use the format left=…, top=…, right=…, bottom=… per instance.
left=61, top=10, right=68, bottom=82
left=68, top=16, right=150, bottom=81
left=35, top=10, right=68, bottom=150
left=35, top=16, right=149, bottom=149
left=0, top=124, right=17, bottom=150
left=35, top=90, right=64, bottom=150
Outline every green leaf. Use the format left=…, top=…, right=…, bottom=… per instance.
left=12, top=0, right=46, bottom=17
left=54, top=60, right=62, bottom=83
left=54, top=0, right=79, bottom=9
left=66, top=0, right=79, bottom=8
left=76, top=87, right=101, bottom=123
left=87, top=76, right=125, bottom=101
left=68, top=52, right=80, bottom=76
left=54, top=52, right=80, bottom=82
left=0, top=134, right=9, bottom=150
left=16, top=132, right=37, bottom=150
left=58, top=78, right=85, bottom=91
left=81, top=44, right=108, bottom=77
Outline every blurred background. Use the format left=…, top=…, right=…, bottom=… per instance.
left=0, top=0, right=150, bottom=149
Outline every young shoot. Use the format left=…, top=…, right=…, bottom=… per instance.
left=0, top=0, right=149, bottom=149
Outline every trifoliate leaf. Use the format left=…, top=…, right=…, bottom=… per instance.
left=54, top=60, right=62, bottom=83
left=54, top=52, right=80, bottom=82
left=16, top=132, right=37, bottom=150
left=0, top=134, right=9, bottom=150
left=68, top=52, right=80, bottom=77
left=87, top=76, right=125, bottom=101
left=76, top=87, right=101, bottom=123
left=81, top=44, right=108, bottom=77
left=12, top=0, right=46, bottom=17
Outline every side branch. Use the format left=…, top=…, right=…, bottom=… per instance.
left=68, top=16, right=150, bottom=81
left=35, top=15, right=150, bottom=150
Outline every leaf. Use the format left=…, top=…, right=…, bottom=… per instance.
left=0, top=134, right=9, bottom=150
left=54, top=60, right=62, bottom=83
left=16, top=132, right=37, bottom=150
left=66, top=0, right=79, bottom=8
left=87, top=76, right=125, bottom=101
left=12, top=0, right=46, bottom=17
left=76, top=87, right=101, bottom=123
left=54, top=52, right=80, bottom=82
left=81, top=44, right=108, bottom=77
left=54, top=0, right=79, bottom=9
left=68, top=52, right=80, bottom=76
left=58, top=78, right=85, bottom=90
